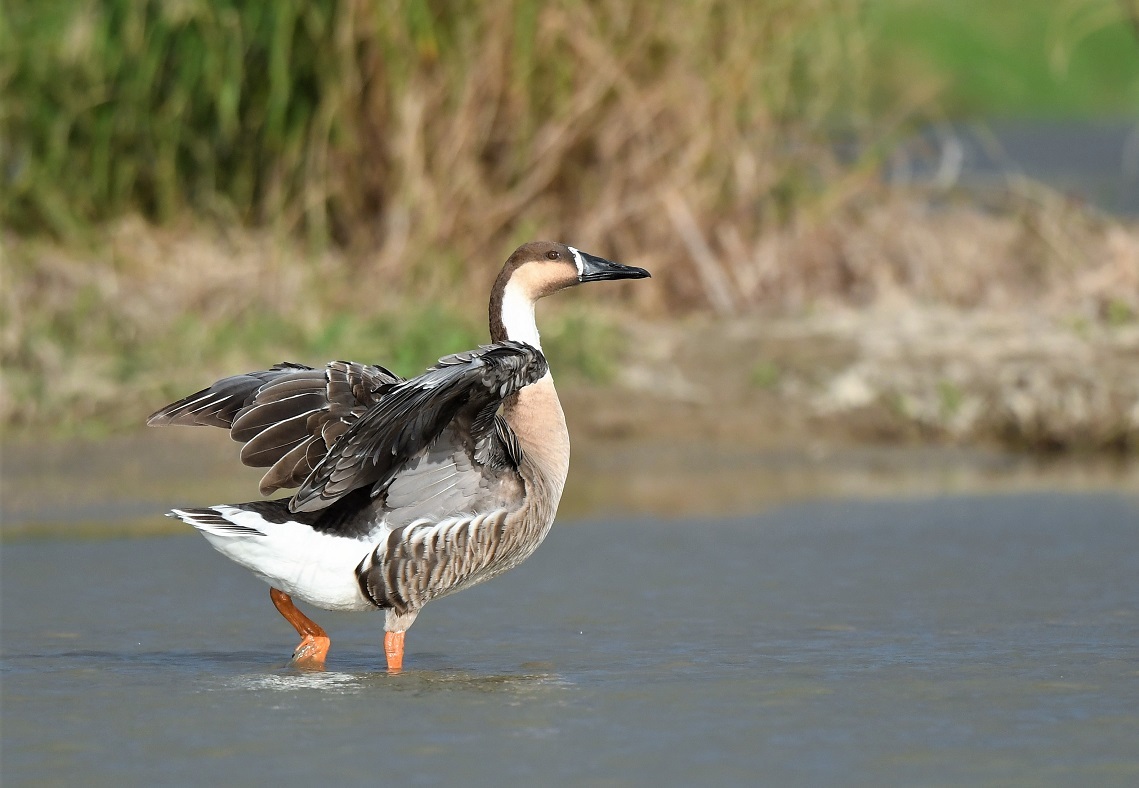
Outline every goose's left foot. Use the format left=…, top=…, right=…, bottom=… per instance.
left=291, top=634, right=331, bottom=668
left=270, top=587, right=330, bottom=669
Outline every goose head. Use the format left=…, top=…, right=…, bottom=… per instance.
left=490, top=241, right=650, bottom=347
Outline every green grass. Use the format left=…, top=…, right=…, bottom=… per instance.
left=749, top=360, right=782, bottom=390
left=2, top=295, right=620, bottom=437
left=867, top=0, right=1139, bottom=117
left=937, top=380, right=964, bottom=420
left=0, top=228, right=631, bottom=436
left=541, top=308, right=623, bottom=385
left=1106, top=298, right=1136, bottom=325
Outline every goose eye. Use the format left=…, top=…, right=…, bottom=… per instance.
left=546, top=250, right=560, bottom=260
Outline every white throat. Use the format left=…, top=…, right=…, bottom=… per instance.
left=499, top=279, right=542, bottom=350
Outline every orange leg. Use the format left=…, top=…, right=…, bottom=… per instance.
left=384, top=631, right=405, bottom=673
left=270, top=587, right=330, bottom=669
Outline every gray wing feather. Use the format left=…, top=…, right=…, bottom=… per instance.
left=289, top=341, right=547, bottom=514
left=148, top=360, right=402, bottom=494
left=378, top=429, right=486, bottom=527
left=147, top=363, right=314, bottom=429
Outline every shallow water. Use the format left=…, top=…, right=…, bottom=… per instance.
left=3, top=493, right=1138, bottom=786
left=3, top=431, right=1137, bottom=538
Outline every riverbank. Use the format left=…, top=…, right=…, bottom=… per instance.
left=5, top=188, right=1139, bottom=440
left=608, top=305, right=1139, bottom=452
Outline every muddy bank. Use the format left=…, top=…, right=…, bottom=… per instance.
left=589, top=306, right=1139, bottom=453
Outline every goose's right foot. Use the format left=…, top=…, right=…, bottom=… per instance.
left=384, top=631, right=405, bottom=673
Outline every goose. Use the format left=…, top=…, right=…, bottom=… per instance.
left=148, top=242, right=649, bottom=671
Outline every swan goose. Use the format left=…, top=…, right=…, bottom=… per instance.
left=148, top=242, right=649, bottom=671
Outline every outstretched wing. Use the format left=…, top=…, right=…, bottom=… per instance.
left=290, top=341, right=547, bottom=513
left=148, top=361, right=402, bottom=494
left=147, top=363, right=315, bottom=429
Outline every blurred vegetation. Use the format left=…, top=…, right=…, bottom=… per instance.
left=4, top=0, right=1133, bottom=244
left=868, top=0, right=1139, bottom=116
left=3, top=0, right=877, bottom=251
left=1, top=221, right=624, bottom=435
left=1, top=0, right=1137, bottom=436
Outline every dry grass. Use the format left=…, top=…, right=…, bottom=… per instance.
left=4, top=189, right=1137, bottom=440
left=719, top=185, right=1139, bottom=320
left=3, top=1, right=878, bottom=296
left=1, top=217, right=625, bottom=433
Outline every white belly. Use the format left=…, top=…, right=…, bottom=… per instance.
left=190, top=506, right=380, bottom=612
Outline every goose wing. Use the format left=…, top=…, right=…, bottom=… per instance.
left=148, top=361, right=402, bottom=495
left=289, top=341, right=547, bottom=514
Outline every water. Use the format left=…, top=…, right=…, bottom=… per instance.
left=3, top=493, right=1138, bottom=786
left=886, top=120, right=1139, bottom=216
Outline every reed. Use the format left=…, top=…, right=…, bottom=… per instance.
left=5, top=1, right=1134, bottom=281
left=2, top=1, right=875, bottom=284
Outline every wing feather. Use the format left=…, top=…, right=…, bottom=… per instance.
left=239, top=411, right=316, bottom=466
left=255, top=436, right=321, bottom=495
left=289, top=341, right=547, bottom=513
left=230, top=390, right=329, bottom=442
left=147, top=363, right=313, bottom=429
left=148, top=360, right=402, bottom=494
left=149, top=343, right=543, bottom=520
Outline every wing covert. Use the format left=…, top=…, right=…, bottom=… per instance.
left=290, top=341, right=547, bottom=513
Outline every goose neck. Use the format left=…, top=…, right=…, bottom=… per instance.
left=490, top=280, right=541, bottom=349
